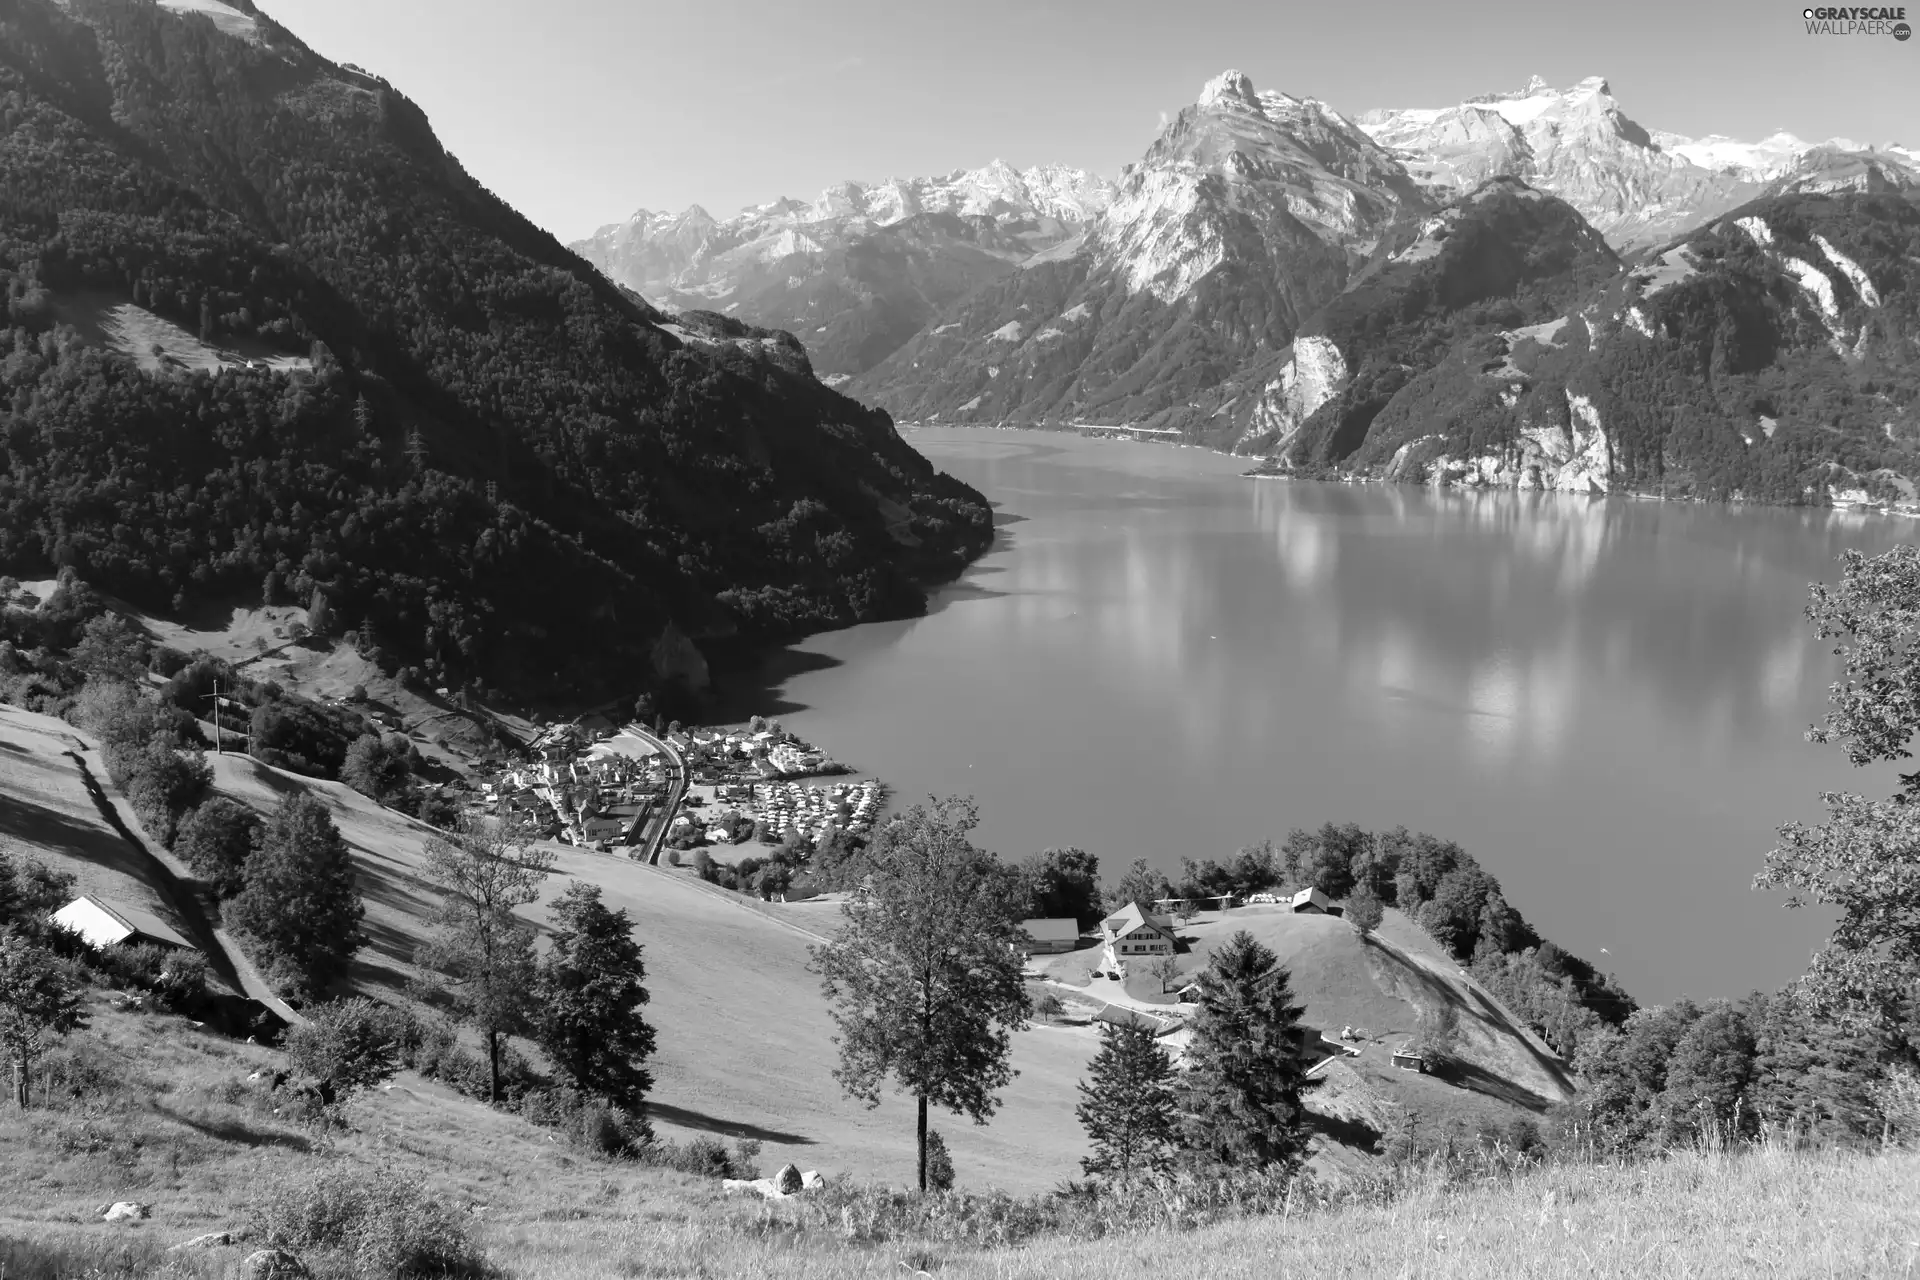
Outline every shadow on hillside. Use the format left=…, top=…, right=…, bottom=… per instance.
left=1309, top=1109, right=1381, bottom=1153
left=704, top=646, right=844, bottom=721
left=151, top=1103, right=312, bottom=1153
left=648, top=1101, right=815, bottom=1146
left=1429, top=1058, right=1555, bottom=1113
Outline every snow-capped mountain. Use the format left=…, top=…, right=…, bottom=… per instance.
left=571, top=162, right=1112, bottom=378
left=851, top=71, right=1428, bottom=427
left=1357, top=76, right=1920, bottom=250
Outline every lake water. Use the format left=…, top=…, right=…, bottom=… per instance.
left=730, top=429, right=1909, bottom=1004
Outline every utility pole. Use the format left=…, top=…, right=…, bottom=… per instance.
left=202, top=680, right=223, bottom=755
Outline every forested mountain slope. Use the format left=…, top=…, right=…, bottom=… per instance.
left=0, top=0, right=991, bottom=700
left=1254, top=190, right=1920, bottom=504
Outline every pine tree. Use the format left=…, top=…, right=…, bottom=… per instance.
left=811, top=797, right=1031, bottom=1192
left=1177, top=930, right=1318, bottom=1171
left=1075, top=1020, right=1178, bottom=1179
left=534, top=882, right=655, bottom=1113
left=417, top=816, right=553, bottom=1103
left=226, top=793, right=364, bottom=998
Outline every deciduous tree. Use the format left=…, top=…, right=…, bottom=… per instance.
left=226, top=793, right=363, bottom=998
left=417, top=817, right=552, bottom=1103
left=0, top=931, right=86, bottom=1109
left=1023, top=847, right=1103, bottom=930
left=812, top=797, right=1031, bottom=1192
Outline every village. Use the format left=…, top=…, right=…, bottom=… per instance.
left=469, top=711, right=885, bottom=873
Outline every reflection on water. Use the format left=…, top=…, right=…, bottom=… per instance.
left=749, top=430, right=1907, bottom=1003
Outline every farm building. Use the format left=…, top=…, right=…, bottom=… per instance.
left=1152, top=894, right=1234, bottom=915
left=1019, top=917, right=1081, bottom=954
left=1092, top=1004, right=1182, bottom=1037
left=1099, top=902, right=1176, bottom=972
left=48, top=895, right=195, bottom=952
left=1289, top=886, right=1343, bottom=916
left=1391, top=1048, right=1427, bottom=1073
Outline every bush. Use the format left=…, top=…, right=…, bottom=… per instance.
left=250, top=1166, right=489, bottom=1279
left=286, top=999, right=403, bottom=1097
left=925, top=1128, right=955, bottom=1192
left=155, top=951, right=208, bottom=1011
left=173, top=796, right=262, bottom=897
left=665, top=849, right=681, bottom=866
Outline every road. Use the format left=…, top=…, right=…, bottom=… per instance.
left=622, top=722, right=687, bottom=865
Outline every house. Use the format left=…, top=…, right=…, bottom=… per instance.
left=48, top=896, right=195, bottom=952
left=1019, top=917, right=1081, bottom=955
left=1391, top=1047, right=1427, bottom=1073
left=1290, top=886, right=1343, bottom=916
left=1099, top=902, right=1176, bottom=972
left=1092, top=1004, right=1182, bottom=1037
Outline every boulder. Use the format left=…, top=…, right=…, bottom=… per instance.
left=800, top=1170, right=825, bottom=1190
left=101, top=1202, right=151, bottom=1222
left=243, top=1248, right=308, bottom=1279
left=170, top=1232, right=232, bottom=1251
left=721, top=1177, right=785, bottom=1199
left=773, top=1163, right=803, bottom=1195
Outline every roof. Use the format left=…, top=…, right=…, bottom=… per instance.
left=1101, top=902, right=1172, bottom=939
left=1019, top=917, right=1080, bottom=944
left=49, top=895, right=194, bottom=951
left=1290, top=886, right=1335, bottom=912
left=1092, top=1004, right=1182, bottom=1036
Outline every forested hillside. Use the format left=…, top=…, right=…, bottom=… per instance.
left=1262, top=190, right=1920, bottom=503
left=0, top=0, right=991, bottom=701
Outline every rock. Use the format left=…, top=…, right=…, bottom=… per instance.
left=243, top=1248, right=308, bottom=1279
left=101, top=1202, right=151, bottom=1222
left=773, top=1163, right=803, bottom=1195
left=170, top=1232, right=232, bottom=1251
left=800, top=1170, right=825, bottom=1190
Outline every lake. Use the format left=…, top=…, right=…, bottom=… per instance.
left=728, top=428, right=1909, bottom=1004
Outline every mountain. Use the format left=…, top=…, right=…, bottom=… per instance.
left=848, top=72, right=1428, bottom=428
left=571, top=163, right=1113, bottom=379
left=0, top=0, right=992, bottom=701
left=1253, top=190, right=1920, bottom=503
left=1357, top=76, right=1920, bottom=253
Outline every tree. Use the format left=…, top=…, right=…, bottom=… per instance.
left=340, top=733, right=409, bottom=801
left=71, top=612, right=146, bottom=683
left=1107, top=858, right=1170, bottom=914
left=812, top=797, right=1032, bottom=1193
left=1760, top=791, right=1920, bottom=1028
left=1150, top=954, right=1181, bottom=994
left=1803, top=545, right=1920, bottom=789
left=226, top=793, right=364, bottom=998
left=0, top=931, right=87, bottom=1109
left=417, top=816, right=553, bottom=1103
left=534, top=882, right=655, bottom=1113
left=1346, top=883, right=1385, bottom=935
left=1075, top=1021, right=1179, bottom=1179
left=1658, top=1001, right=1758, bottom=1146
left=286, top=998, right=402, bottom=1101
left=172, top=796, right=261, bottom=898
left=1177, top=930, right=1317, bottom=1172
left=1023, top=847, right=1103, bottom=930
left=1035, top=991, right=1065, bottom=1023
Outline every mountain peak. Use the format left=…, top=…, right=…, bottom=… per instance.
left=1197, top=69, right=1261, bottom=110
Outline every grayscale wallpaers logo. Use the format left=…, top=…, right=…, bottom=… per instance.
left=1803, top=6, right=1912, bottom=37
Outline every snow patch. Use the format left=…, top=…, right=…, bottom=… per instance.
left=1759, top=416, right=1779, bottom=439
left=1059, top=303, right=1091, bottom=322
left=988, top=321, right=1024, bottom=343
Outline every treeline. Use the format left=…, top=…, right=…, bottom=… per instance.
left=0, top=0, right=992, bottom=702
left=1103, top=823, right=1632, bottom=1056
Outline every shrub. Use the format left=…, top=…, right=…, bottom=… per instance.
left=286, top=999, right=403, bottom=1097
left=925, top=1128, right=955, bottom=1192
left=154, top=951, right=208, bottom=1011
left=665, top=850, right=681, bottom=866
left=250, top=1165, right=488, bottom=1279
left=173, top=796, right=262, bottom=898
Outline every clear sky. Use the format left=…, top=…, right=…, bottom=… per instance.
left=258, top=0, right=1919, bottom=243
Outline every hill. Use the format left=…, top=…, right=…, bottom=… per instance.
left=0, top=0, right=992, bottom=704
left=0, top=699, right=1577, bottom=1191
left=2, top=995, right=1914, bottom=1280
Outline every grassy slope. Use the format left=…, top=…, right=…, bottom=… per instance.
left=5, top=1001, right=1915, bottom=1280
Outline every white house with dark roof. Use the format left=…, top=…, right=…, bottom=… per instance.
left=1099, top=902, right=1176, bottom=972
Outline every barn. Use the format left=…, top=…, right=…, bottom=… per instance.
left=48, top=895, right=195, bottom=952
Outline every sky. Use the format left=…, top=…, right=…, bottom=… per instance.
left=258, top=0, right=1920, bottom=244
